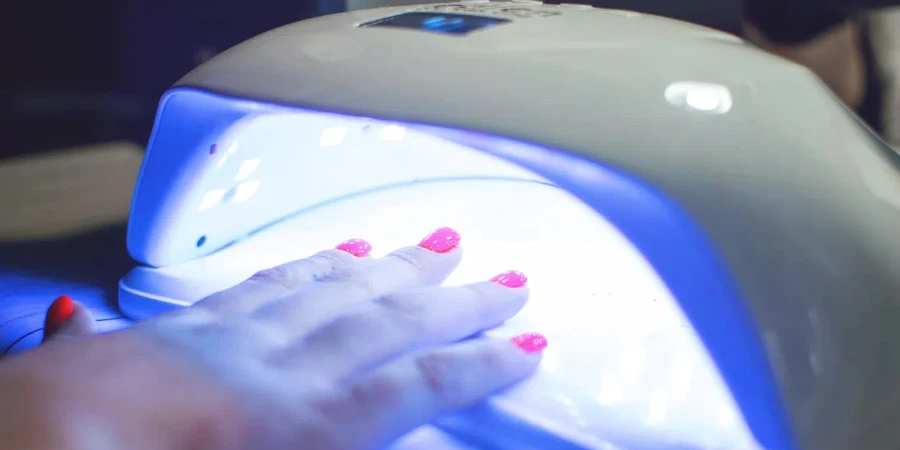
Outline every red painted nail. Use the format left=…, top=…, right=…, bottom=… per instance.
left=418, top=227, right=461, bottom=253
left=44, top=295, right=75, bottom=336
left=336, top=238, right=372, bottom=257
left=490, top=270, right=528, bottom=288
left=511, top=333, right=547, bottom=354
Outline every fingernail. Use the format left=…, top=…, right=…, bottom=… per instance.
left=418, top=227, right=461, bottom=253
left=45, top=295, right=75, bottom=336
left=490, top=270, right=528, bottom=288
left=511, top=333, right=547, bottom=354
left=336, top=238, right=372, bottom=258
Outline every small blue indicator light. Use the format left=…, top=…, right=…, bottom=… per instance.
left=423, top=16, right=447, bottom=28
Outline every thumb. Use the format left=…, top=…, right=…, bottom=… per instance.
left=42, top=295, right=97, bottom=344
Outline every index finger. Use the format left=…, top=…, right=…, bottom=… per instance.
left=195, top=240, right=371, bottom=316
left=252, top=229, right=464, bottom=339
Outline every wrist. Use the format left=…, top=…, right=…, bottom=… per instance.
left=0, top=364, right=75, bottom=450
left=0, top=333, right=244, bottom=450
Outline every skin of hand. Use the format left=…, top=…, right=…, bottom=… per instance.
left=0, top=231, right=542, bottom=450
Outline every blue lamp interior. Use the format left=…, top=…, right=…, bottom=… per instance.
left=111, top=88, right=798, bottom=449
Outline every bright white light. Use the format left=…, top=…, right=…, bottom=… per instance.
left=685, top=90, right=722, bottom=111
left=647, top=393, right=669, bottom=425
left=135, top=111, right=762, bottom=449
left=232, top=180, right=261, bottom=203
left=198, top=189, right=226, bottom=212
left=665, top=82, right=733, bottom=114
left=319, top=127, right=348, bottom=147
left=622, top=346, right=646, bottom=379
left=540, top=349, right=560, bottom=374
left=379, top=124, right=406, bottom=141
left=227, top=143, right=239, bottom=154
left=671, top=359, right=694, bottom=398
left=234, top=158, right=262, bottom=181
left=717, top=403, right=737, bottom=428
left=595, top=380, right=624, bottom=406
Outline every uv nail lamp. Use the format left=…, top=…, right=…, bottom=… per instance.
left=118, top=2, right=900, bottom=450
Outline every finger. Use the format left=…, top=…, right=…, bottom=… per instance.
left=253, top=228, right=463, bottom=337
left=311, top=336, right=546, bottom=450
left=195, top=239, right=371, bottom=316
left=284, top=271, right=529, bottom=376
left=362, top=227, right=464, bottom=290
left=42, top=296, right=97, bottom=344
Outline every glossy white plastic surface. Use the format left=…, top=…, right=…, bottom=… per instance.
left=129, top=111, right=546, bottom=267
left=121, top=177, right=760, bottom=450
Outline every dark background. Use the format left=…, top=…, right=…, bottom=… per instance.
left=0, top=0, right=328, bottom=160
left=0, top=0, right=742, bottom=161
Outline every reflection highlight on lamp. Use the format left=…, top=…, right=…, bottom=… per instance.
left=235, top=158, right=262, bottom=181
left=320, top=127, right=349, bottom=147
left=665, top=82, right=733, bottom=114
left=379, top=124, right=407, bottom=141
left=232, top=180, right=261, bottom=203
left=198, top=189, right=227, bottom=212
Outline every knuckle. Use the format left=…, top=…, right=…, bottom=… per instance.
left=475, top=344, right=509, bottom=372
left=415, top=352, right=457, bottom=400
left=249, top=265, right=300, bottom=289
left=230, top=318, right=286, bottom=346
left=186, top=317, right=275, bottom=350
left=250, top=249, right=362, bottom=290
left=188, top=317, right=232, bottom=337
left=372, top=294, right=428, bottom=334
left=309, top=394, right=354, bottom=422
left=464, top=283, right=528, bottom=325
left=305, top=382, right=352, bottom=417
left=318, top=267, right=377, bottom=297
left=386, top=247, right=429, bottom=277
left=312, top=313, right=370, bottom=347
left=307, top=250, right=358, bottom=276
left=302, top=389, right=364, bottom=450
left=348, top=374, right=405, bottom=411
left=462, top=284, right=494, bottom=308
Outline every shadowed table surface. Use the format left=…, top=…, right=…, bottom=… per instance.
left=0, top=142, right=144, bottom=356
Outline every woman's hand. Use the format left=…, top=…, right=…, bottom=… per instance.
left=0, top=228, right=545, bottom=450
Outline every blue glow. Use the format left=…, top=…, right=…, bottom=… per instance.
left=132, top=87, right=798, bottom=449
left=423, top=16, right=449, bottom=26
left=362, top=12, right=509, bottom=35
left=429, top=126, right=798, bottom=450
